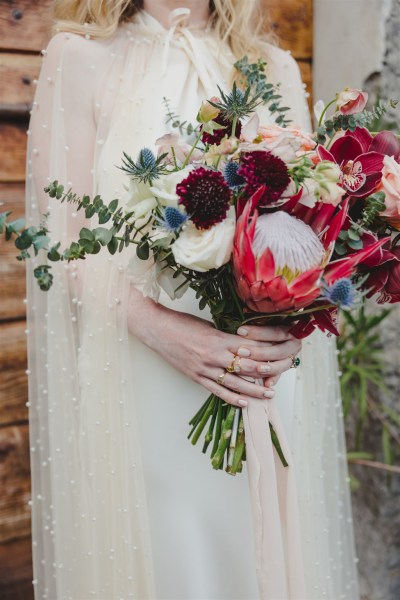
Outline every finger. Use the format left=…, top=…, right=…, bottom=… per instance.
left=229, top=357, right=273, bottom=379
left=199, top=376, right=248, bottom=408
left=210, top=370, right=275, bottom=400
left=264, top=374, right=281, bottom=388
left=235, top=339, right=302, bottom=363
left=255, top=357, right=294, bottom=378
left=236, top=325, right=295, bottom=343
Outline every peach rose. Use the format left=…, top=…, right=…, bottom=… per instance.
left=379, top=155, right=400, bottom=230
left=240, top=117, right=317, bottom=164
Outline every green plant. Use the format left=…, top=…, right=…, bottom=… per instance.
left=338, top=304, right=400, bottom=476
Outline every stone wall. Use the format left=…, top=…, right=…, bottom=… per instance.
left=314, top=2, right=400, bottom=599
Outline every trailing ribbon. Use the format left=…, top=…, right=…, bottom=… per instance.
left=243, top=383, right=306, bottom=599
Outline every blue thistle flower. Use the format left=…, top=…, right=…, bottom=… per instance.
left=223, top=161, right=245, bottom=189
left=322, top=278, right=356, bottom=309
left=120, top=148, right=166, bottom=184
left=158, top=207, right=188, bottom=232
left=138, top=148, right=157, bottom=169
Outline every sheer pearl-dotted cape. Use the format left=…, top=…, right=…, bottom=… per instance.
left=26, top=8, right=359, bottom=599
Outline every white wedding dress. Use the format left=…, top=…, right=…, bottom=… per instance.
left=26, top=8, right=359, bottom=600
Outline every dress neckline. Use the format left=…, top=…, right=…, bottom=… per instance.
left=133, top=7, right=211, bottom=35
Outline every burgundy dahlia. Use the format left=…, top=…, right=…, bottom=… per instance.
left=238, top=150, right=290, bottom=205
left=176, top=167, right=231, bottom=229
left=201, top=113, right=242, bottom=145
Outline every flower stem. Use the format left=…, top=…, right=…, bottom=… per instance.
left=227, top=414, right=245, bottom=475
left=318, top=97, right=337, bottom=128
left=189, top=394, right=213, bottom=427
left=202, top=399, right=219, bottom=454
left=181, top=131, right=202, bottom=168
left=270, top=423, right=288, bottom=467
left=211, top=405, right=236, bottom=469
left=191, top=397, right=216, bottom=445
left=210, top=400, right=224, bottom=459
left=227, top=408, right=240, bottom=470
left=231, top=116, right=238, bottom=137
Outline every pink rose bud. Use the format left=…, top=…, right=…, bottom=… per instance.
left=197, top=97, right=221, bottom=123
left=336, top=88, right=368, bottom=115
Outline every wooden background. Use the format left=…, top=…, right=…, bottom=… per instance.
left=0, top=0, right=312, bottom=596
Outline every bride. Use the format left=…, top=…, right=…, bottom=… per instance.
left=26, top=0, right=359, bottom=598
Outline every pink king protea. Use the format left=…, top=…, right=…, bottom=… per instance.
left=233, top=186, right=389, bottom=319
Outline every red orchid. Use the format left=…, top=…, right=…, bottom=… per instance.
left=361, top=243, right=400, bottom=302
left=374, top=246, right=400, bottom=303
left=318, top=128, right=400, bottom=197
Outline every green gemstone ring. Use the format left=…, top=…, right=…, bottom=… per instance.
left=290, top=355, right=301, bottom=369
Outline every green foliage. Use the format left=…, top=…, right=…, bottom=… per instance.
left=288, top=156, right=315, bottom=190
left=316, top=99, right=397, bottom=145
left=335, top=226, right=364, bottom=256
left=360, top=191, right=387, bottom=229
left=338, top=305, right=400, bottom=471
left=234, top=56, right=292, bottom=126
left=163, top=97, right=198, bottom=137
left=0, top=183, right=154, bottom=290
left=33, top=265, right=53, bottom=291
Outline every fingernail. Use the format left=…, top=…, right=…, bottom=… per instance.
left=234, top=365, right=241, bottom=373
left=238, top=347, right=251, bottom=357
left=263, top=390, right=275, bottom=398
left=238, top=399, right=248, bottom=407
left=237, top=327, right=248, bottom=336
left=267, top=379, right=275, bottom=387
left=259, top=364, right=271, bottom=374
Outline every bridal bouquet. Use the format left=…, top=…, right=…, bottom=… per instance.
left=2, top=59, right=400, bottom=475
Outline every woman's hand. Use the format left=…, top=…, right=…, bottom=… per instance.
left=127, top=288, right=301, bottom=408
left=234, top=324, right=302, bottom=379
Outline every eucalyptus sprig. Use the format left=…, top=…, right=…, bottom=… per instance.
left=1, top=181, right=161, bottom=290
left=163, top=97, right=199, bottom=137
left=360, top=191, right=387, bottom=230
left=316, top=99, right=398, bottom=145
left=234, top=56, right=292, bottom=127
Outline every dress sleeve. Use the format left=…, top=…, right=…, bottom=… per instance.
left=27, top=32, right=101, bottom=242
left=264, top=44, right=313, bottom=132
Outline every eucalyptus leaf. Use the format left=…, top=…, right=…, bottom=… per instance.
left=93, top=227, right=113, bottom=246
left=107, top=237, right=118, bottom=255
left=108, top=199, right=119, bottom=212
left=136, top=241, right=150, bottom=260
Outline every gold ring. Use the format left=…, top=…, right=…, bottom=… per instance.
left=289, top=354, right=301, bottom=369
left=216, top=372, right=226, bottom=386
left=234, top=356, right=242, bottom=372
left=226, top=355, right=237, bottom=373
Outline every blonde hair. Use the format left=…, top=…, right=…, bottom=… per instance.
left=53, top=0, right=275, bottom=58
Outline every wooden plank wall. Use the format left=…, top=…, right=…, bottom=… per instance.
left=0, top=0, right=312, bottom=596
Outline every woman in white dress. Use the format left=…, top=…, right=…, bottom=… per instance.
left=26, top=1, right=360, bottom=598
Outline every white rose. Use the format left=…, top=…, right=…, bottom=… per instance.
left=172, top=217, right=235, bottom=272
left=150, top=167, right=193, bottom=207
left=122, top=179, right=157, bottom=219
